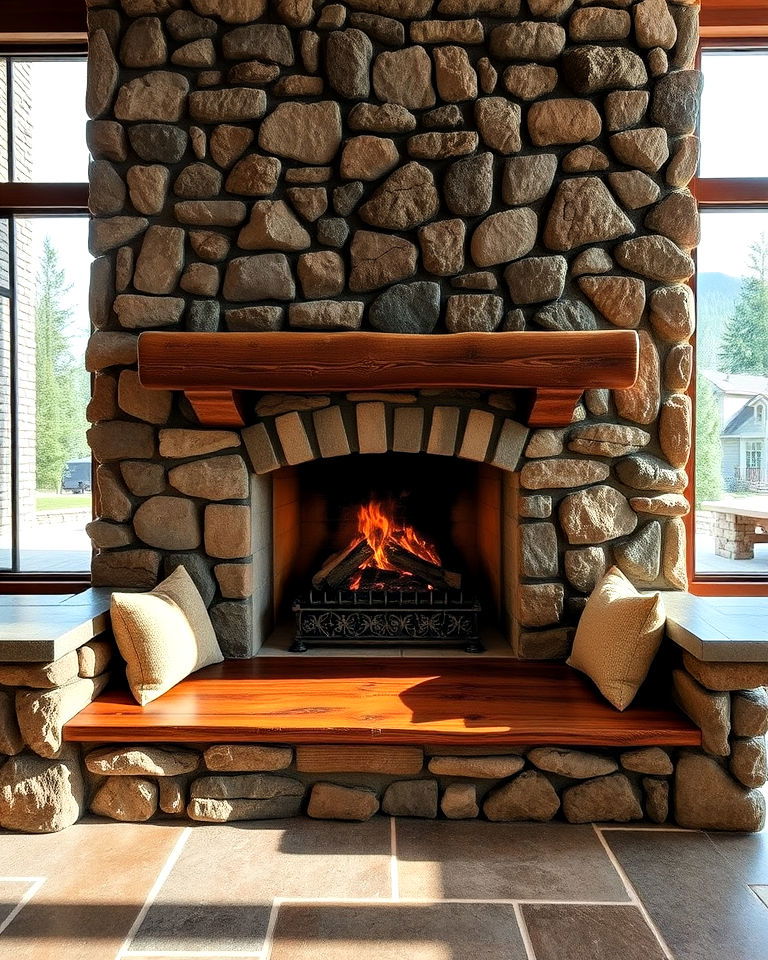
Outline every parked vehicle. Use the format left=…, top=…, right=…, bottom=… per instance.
left=61, top=458, right=91, bottom=493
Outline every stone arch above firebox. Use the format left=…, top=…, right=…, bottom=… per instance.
left=240, top=395, right=530, bottom=476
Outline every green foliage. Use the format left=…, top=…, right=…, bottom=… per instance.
left=695, top=374, right=723, bottom=507
left=718, top=235, right=768, bottom=376
left=34, top=237, right=89, bottom=492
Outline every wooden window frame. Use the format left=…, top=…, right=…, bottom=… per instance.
left=687, top=15, right=768, bottom=595
left=0, top=2, right=89, bottom=592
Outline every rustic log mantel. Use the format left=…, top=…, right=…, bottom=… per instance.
left=137, top=330, right=639, bottom=428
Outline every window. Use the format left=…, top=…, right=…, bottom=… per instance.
left=0, top=56, right=90, bottom=576
left=693, top=43, right=768, bottom=586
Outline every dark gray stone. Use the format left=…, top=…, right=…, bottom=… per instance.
left=167, top=9, right=217, bottom=41
left=422, top=105, right=463, bottom=129
left=210, top=600, right=253, bottom=658
left=163, top=552, right=217, bottom=607
left=651, top=69, right=703, bottom=136
left=187, top=300, right=220, bottom=332
left=129, top=124, right=187, bottom=163
left=348, top=13, right=405, bottom=46
left=369, top=281, right=441, bottom=334
left=382, top=780, right=438, bottom=818
left=444, top=152, right=493, bottom=217
left=326, top=29, right=372, bottom=99
left=535, top=300, right=596, bottom=332
left=562, top=45, right=647, bottom=94
left=317, top=217, right=350, bottom=248
left=333, top=181, right=365, bottom=216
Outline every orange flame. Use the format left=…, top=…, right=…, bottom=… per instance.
left=348, top=499, right=441, bottom=590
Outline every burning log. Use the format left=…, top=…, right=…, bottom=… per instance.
left=312, top=539, right=374, bottom=590
left=384, top=544, right=461, bottom=591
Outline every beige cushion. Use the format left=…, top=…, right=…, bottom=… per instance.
left=111, top=566, right=223, bottom=706
left=567, top=566, right=666, bottom=711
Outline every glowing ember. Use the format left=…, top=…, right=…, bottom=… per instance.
left=347, top=499, right=441, bottom=590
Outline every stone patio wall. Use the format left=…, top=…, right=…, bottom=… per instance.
left=86, top=0, right=702, bottom=657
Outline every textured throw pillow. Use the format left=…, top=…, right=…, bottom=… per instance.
left=567, top=566, right=666, bottom=711
left=110, top=565, right=223, bottom=706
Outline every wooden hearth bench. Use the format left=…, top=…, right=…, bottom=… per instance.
left=63, top=658, right=700, bottom=747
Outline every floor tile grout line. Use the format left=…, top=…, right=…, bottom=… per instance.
left=512, top=902, right=538, bottom=960
left=0, top=877, right=45, bottom=938
left=250, top=897, right=637, bottom=906
left=123, top=952, right=263, bottom=959
left=389, top=816, right=400, bottom=902
left=115, top=827, right=192, bottom=960
left=593, top=826, right=676, bottom=960
left=260, top=898, right=282, bottom=960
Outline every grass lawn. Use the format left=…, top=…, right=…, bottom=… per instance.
left=36, top=493, right=92, bottom=512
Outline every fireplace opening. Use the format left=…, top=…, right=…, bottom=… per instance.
left=265, top=454, right=513, bottom=655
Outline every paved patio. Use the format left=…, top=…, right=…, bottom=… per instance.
left=1, top=810, right=767, bottom=960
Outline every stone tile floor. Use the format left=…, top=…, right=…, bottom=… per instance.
left=1, top=815, right=767, bottom=960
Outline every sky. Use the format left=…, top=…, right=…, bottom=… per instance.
left=6, top=48, right=768, bottom=330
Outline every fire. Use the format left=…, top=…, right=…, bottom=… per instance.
left=348, top=499, right=441, bottom=590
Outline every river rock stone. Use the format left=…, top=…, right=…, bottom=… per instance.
left=326, top=28, right=372, bottom=99
left=629, top=494, right=689, bottom=517
left=569, top=6, right=630, bottom=42
left=645, top=191, right=700, bottom=249
left=520, top=522, right=558, bottom=578
left=340, top=136, right=398, bottom=181
left=489, top=21, right=565, bottom=60
left=372, top=45, right=435, bottom=109
left=650, top=284, right=695, bottom=344
left=223, top=254, right=295, bottom=300
left=349, top=12, right=404, bottom=45
left=560, top=485, right=637, bottom=544
left=578, top=275, right=645, bottom=329
left=92, top=549, right=161, bottom=589
left=168, top=9, right=217, bottom=40
left=528, top=747, right=618, bottom=780
left=614, top=520, right=661, bottom=582
left=505, top=256, right=566, bottom=305
left=614, top=330, right=660, bottom=424
left=651, top=69, right=702, bottom=135
left=535, top=300, right=596, bottom=332
left=659, top=394, right=691, bottom=469
left=665, top=515, right=690, bottom=583
left=0, top=749, right=85, bottom=833
left=673, top=670, right=730, bottom=756
left=225, top=305, right=282, bottom=331
left=16, top=676, right=109, bottom=759
left=667, top=134, right=699, bottom=188
left=502, top=154, right=557, bottom=206
left=360, top=162, right=438, bottom=230
left=604, top=89, right=649, bottom=132
left=237, top=200, right=310, bottom=251
left=433, top=45, right=477, bottom=101
left=297, top=251, right=345, bottom=298
left=441, top=783, right=479, bottom=819
left=445, top=294, right=503, bottom=332
left=169, top=455, right=249, bottom=501
left=428, top=755, right=524, bottom=779
left=471, top=208, right=537, bottom=268
left=562, top=44, right=647, bottom=94
left=408, top=131, right=479, bottom=159
left=308, top=783, right=379, bottom=820
left=118, top=370, right=172, bottom=424
left=225, top=155, right=281, bottom=196
left=87, top=119, right=128, bottom=163
left=674, top=751, right=765, bottom=832
left=544, top=177, right=634, bottom=251
left=370, top=282, right=441, bottom=333
left=732, top=688, right=768, bottom=739
left=382, top=780, right=438, bottom=817
left=419, top=219, right=465, bottom=276
left=561, top=145, right=609, bottom=173
left=259, top=101, right=342, bottom=164
left=0, top=689, right=24, bottom=754
left=610, top=127, right=669, bottom=174
left=608, top=171, right=661, bottom=212
left=621, top=747, right=674, bottom=776
left=222, top=23, right=294, bottom=63
left=503, top=63, right=557, bottom=100
left=729, top=738, right=767, bottom=790
left=174, top=200, right=247, bottom=227
left=528, top=98, right=601, bottom=146
left=204, top=744, right=293, bottom=771
left=126, top=165, right=170, bottom=215
left=616, top=236, right=695, bottom=283
left=133, top=496, right=201, bottom=551
left=563, top=773, right=642, bottom=823
left=87, top=30, right=119, bottom=118
left=348, top=102, right=416, bottom=133
left=129, top=124, right=187, bottom=163
left=114, top=294, right=184, bottom=329
left=88, top=421, right=156, bottom=462
left=289, top=300, right=363, bottom=330
left=518, top=582, right=564, bottom=627
left=615, top=455, right=687, bottom=493
left=210, top=125, right=254, bottom=169
left=474, top=97, right=521, bottom=154
left=444, top=152, right=494, bottom=216
left=189, top=89, right=266, bottom=125
left=349, top=230, right=417, bottom=291
left=86, top=746, right=198, bottom=777
left=483, top=771, right=561, bottom=821
left=634, top=0, right=677, bottom=49
left=115, top=72, right=188, bottom=123
left=682, top=653, right=768, bottom=693
left=521, top=459, right=609, bottom=490
left=133, top=226, right=185, bottom=295
left=569, top=424, right=650, bottom=458
left=120, top=16, right=167, bottom=67
left=89, top=160, right=125, bottom=217
left=89, top=216, right=148, bottom=256
left=564, top=546, right=606, bottom=593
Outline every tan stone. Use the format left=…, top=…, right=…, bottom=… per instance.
left=615, top=236, right=695, bottom=283
left=382, top=780, right=438, bottom=818
left=471, top=208, right=537, bottom=268
left=645, top=191, right=700, bottom=249
left=359, top=161, right=439, bottom=230
left=528, top=98, right=601, bottom=146
left=518, top=582, right=564, bottom=628
left=203, top=744, right=293, bottom=771
left=297, top=251, right=345, bottom=298
left=118, top=370, right=172, bottom=425
left=237, top=200, right=311, bottom=251
left=729, top=738, right=767, bottom=789
left=563, top=774, right=642, bottom=823
left=502, top=63, right=557, bottom=100
left=561, top=44, right=647, bottom=94
left=407, top=131, right=479, bottom=160
left=92, top=549, right=161, bottom=589
left=578, top=275, right=645, bottom=329
left=410, top=17, right=483, bottom=42
left=77, top=639, right=114, bottom=679
left=205, top=503, right=251, bottom=559
left=560, top=485, right=637, bottom=545
left=115, top=72, right=189, bottom=122
left=608, top=170, right=661, bottom=211
left=674, top=751, right=765, bottom=832
left=502, top=154, right=557, bottom=206
left=91, top=777, right=158, bottom=822
left=87, top=373, right=119, bottom=422
left=223, top=254, right=295, bottom=301
left=733, top=689, right=768, bottom=739
left=663, top=515, right=688, bottom=589
left=227, top=60, right=280, bottom=84
left=126, top=165, right=169, bottom=215
left=635, top=0, right=677, bottom=49
left=418, top=219, right=465, bottom=276
left=615, top=455, right=688, bottom=493
left=528, top=747, right=618, bottom=779
left=521, top=459, right=609, bottom=490
left=614, top=330, right=660, bottom=425
left=225, top=154, right=281, bottom=196
left=666, top=135, right=699, bottom=189
left=133, top=496, right=201, bottom=551
left=610, top=128, right=670, bottom=174
left=287, top=185, right=328, bottom=221
left=214, top=563, right=253, bottom=599
left=561, top=145, right=609, bottom=174
left=427, top=755, right=525, bottom=778
left=543, top=177, right=634, bottom=251
left=87, top=30, right=119, bottom=118
left=650, top=284, right=695, bottom=343
left=88, top=421, right=156, bottom=461
left=372, top=46, right=435, bottom=109
left=259, top=101, right=342, bottom=164
left=564, top=547, right=607, bottom=593
left=483, top=771, right=561, bottom=821
left=682, top=652, right=768, bottom=693
left=289, top=301, right=363, bottom=331
left=86, top=520, right=134, bottom=550
left=159, top=429, right=240, bottom=458
left=190, top=231, right=230, bottom=264
left=569, top=6, right=630, bottom=42
left=340, top=136, right=399, bottom=180
left=16, top=675, right=109, bottom=759
left=89, top=216, right=148, bottom=255
left=659, top=394, right=691, bottom=469
left=307, top=783, right=379, bottom=821
left=630, top=494, right=689, bottom=517
left=168, top=454, right=249, bottom=501
left=490, top=20, right=565, bottom=60
left=568, top=424, right=650, bottom=458
left=191, top=0, right=268, bottom=21
left=621, top=747, right=673, bottom=776
left=474, top=97, right=521, bottom=154
left=97, top=463, right=133, bottom=522
left=114, top=294, right=184, bottom=329
left=86, top=746, right=198, bottom=777
left=348, top=102, right=416, bottom=133
left=433, top=45, right=477, bottom=102
left=349, top=230, right=417, bottom=291
left=0, top=749, right=84, bottom=833
left=172, top=37, right=216, bottom=67
left=673, top=670, right=730, bottom=756
left=120, top=461, right=166, bottom=497
left=441, top=782, right=479, bottom=819
left=180, top=262, right=220, bottom=297
left=525, top=429, right=564, bottom=458
left=0, top=689, right=25, bottom=755
left=605, top=89, right=649, bottom=132
left=210, top=124, right=254, bottom=169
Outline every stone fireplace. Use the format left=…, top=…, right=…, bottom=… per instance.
left=85, top=0, right=700, bottom=660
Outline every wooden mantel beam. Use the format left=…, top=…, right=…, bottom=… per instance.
left=137, top=330, right=639, bottom=429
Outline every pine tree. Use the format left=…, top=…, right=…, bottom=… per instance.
left=695, top=374, right=723, bottom=506
left=718, top=234, right=768, bottom=375
left=34, top=237, right=84, bottom=491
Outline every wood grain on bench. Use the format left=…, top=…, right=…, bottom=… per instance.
left=64, top=658, right=700, bottom=747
